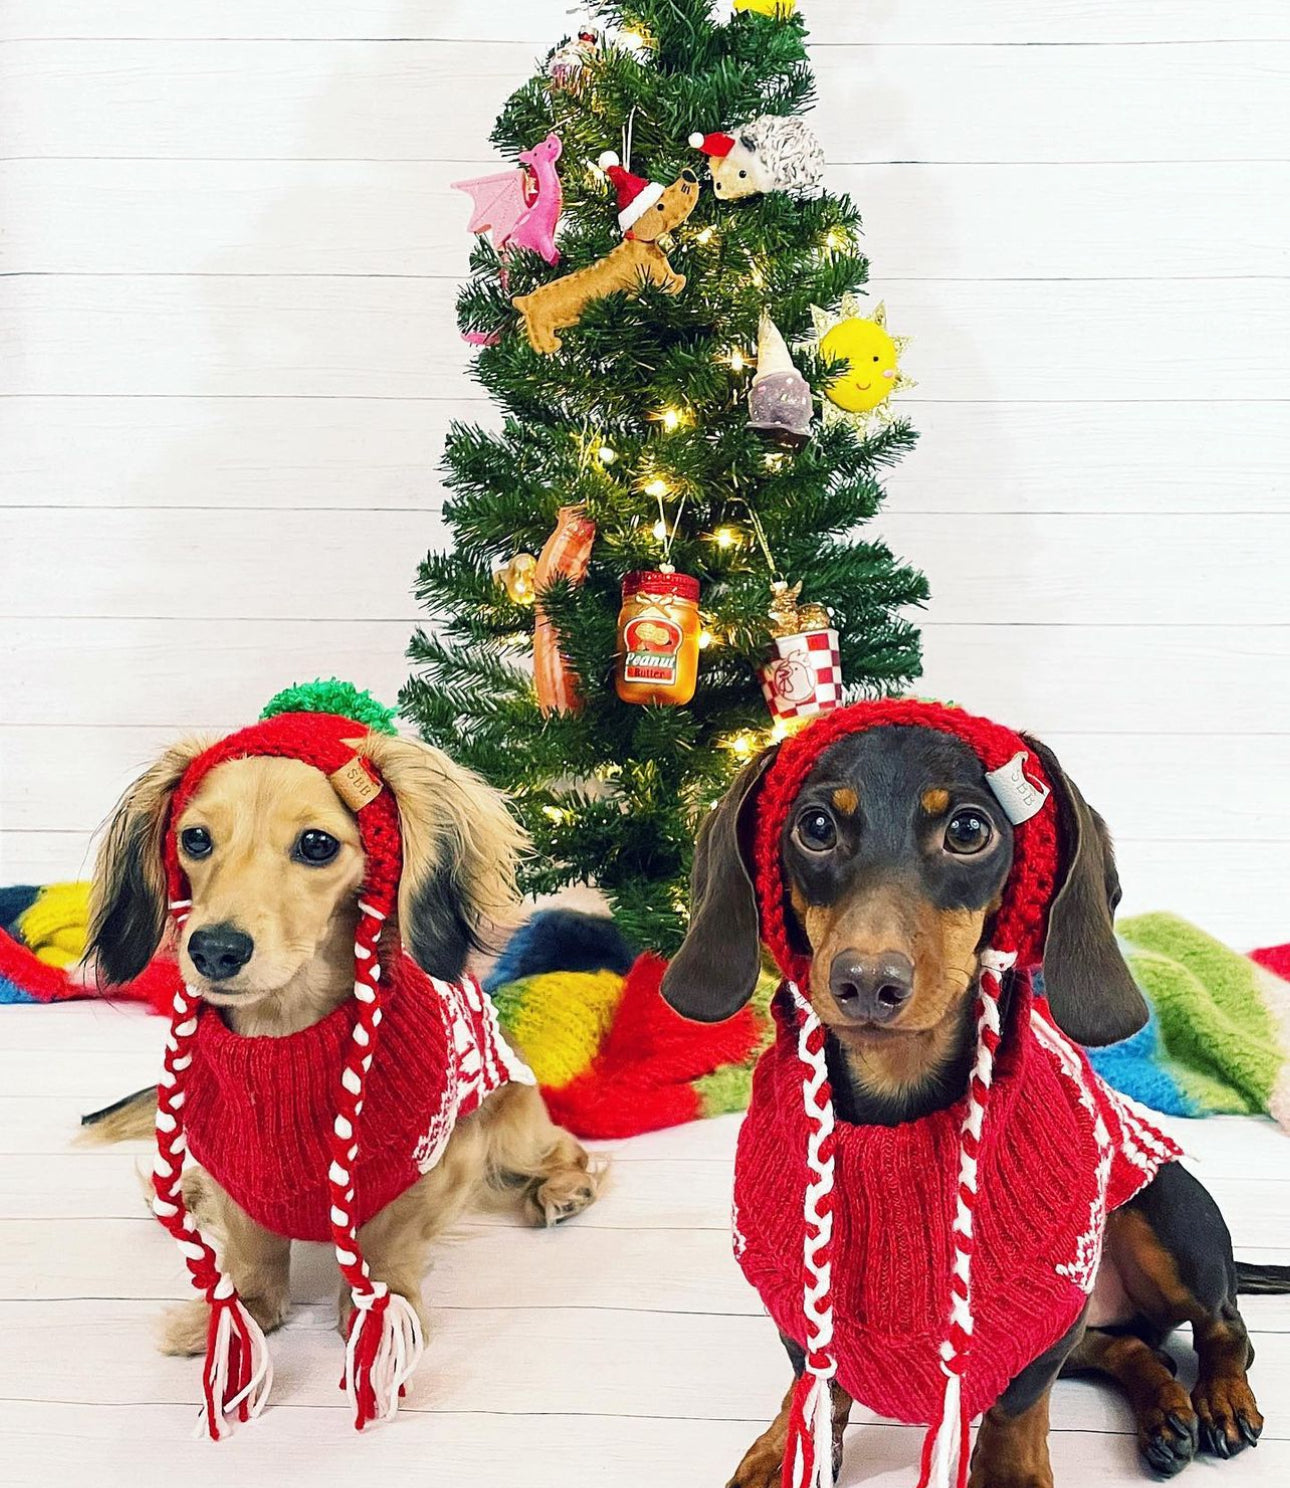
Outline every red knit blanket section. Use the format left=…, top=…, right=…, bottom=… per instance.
left=182, top=953, right=528, bottom=1241
left=734, top=988, right=1181, bottom=1426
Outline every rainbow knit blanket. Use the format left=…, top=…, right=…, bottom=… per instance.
left=1085, top=914, right=1290, bottom=1133
left=1, top=894, right=769, bottom=1139
left=5, top=886, right=1289, bottom=1137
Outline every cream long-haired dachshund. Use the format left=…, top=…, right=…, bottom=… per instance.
left=86, top=729, right=601, bottom=1356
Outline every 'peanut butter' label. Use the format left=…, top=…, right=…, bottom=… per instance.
left=623, top=614, right=682, bottom=684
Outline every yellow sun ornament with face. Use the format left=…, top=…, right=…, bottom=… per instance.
left=808, top=297, right=914, bottom=435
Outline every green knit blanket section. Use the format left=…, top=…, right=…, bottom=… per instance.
left=1087, top=914, right=1290, bottom=1132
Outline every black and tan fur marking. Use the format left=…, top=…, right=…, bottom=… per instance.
left=662, top=724, right=1286, bottom=1487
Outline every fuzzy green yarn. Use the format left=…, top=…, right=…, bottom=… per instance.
left=260, top=679, right=399, bottom=736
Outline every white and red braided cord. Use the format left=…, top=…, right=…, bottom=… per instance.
left=785, top=950, right=1015, bottom=1488
left=154, top=900, right=273, bottom=1440
left=328, top=899, right=424, bottom=1429
left=915, top=948, right=1013, bottom=1488
left=784, top=983, right=839, bottom=1488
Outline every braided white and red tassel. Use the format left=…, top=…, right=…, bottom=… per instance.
left=329, top=899, right=425, bottom=1429
left=916, top=948, right=1015, bottom=1488
left=784, top=983, right=839, bottom=1488
left=154, top=900, right=273, bottom=1440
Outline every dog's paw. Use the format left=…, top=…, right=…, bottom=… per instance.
left=1193, top=1377, right=1263, bottom=1459
left=1137, top=1395, right=1198, bottom=1479
left=524, top=1162, right=601, bottom=1227
left=157, top=1299, right=214, bottom=1356
left=337, top=1284, right=425, bottom=1341
left=158, top=1292, right=288, bottom=1356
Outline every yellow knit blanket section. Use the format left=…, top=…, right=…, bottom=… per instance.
left=491, top=968, right=626, bottom=1088
left=17, top=882, right=92, bottom=968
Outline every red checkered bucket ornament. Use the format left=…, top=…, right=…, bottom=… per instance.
left=759, top=627, right=842, bottom=724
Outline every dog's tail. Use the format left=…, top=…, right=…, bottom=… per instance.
left=78, top=1085, right=156, bottom=1144
left=1235, top=1260, right=1290, bottom=1294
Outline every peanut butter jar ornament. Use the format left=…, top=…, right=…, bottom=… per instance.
left=615, top=570, right=702, bottom=706
left=534, top=505, right=597, bottom=716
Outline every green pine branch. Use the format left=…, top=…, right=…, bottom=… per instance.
left=403, top=0, right=927, bottom=955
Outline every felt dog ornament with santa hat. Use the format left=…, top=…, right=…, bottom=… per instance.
left=125, top=683, right=537, bottom=1440
left=689, top=114, right=825, bottom=201
left=661, top=699, right=1181, bottom=1488
left=512, top=154, right=699, bottom=355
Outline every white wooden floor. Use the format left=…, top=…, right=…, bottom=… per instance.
left=2, top=1000, right=1289, bottom=1487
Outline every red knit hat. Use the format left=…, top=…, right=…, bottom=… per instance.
left=748, top=700, right=1059, bottom=1488
left=688, top=129, right=736, bottom=158
left=151, top=695, right=423, bottom=1440
left=597, top=149, right=665, bottom=232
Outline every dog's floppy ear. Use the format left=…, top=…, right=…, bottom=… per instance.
left=357, top=734, right=527, bottom=982
left=661, top=748, right=777, bottom=1024
left=1022, top=734, right=1147, bottom=1046
left=88, top=740, right=209, bottom=985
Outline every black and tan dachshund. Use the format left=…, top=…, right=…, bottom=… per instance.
left=663, top=723, right=1289, bottom=1488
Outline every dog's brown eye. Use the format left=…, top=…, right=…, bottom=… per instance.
left=796, top=808, right=837, bottom=852
left=179, top=826, right=212, bottom=859
left=295, top=830, right=340, bottom=865
left=945, top=810, right=992, bottom=854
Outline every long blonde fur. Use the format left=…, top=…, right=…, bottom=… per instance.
left=83, top=726, right=599, bottom=1355
left=357, top=732, right=528, bottom=938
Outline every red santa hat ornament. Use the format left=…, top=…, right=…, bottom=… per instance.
left=688, top=129, right=735, bottom=158
left=598, top=150, right=665, bottom=233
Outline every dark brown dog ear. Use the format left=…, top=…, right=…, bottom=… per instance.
left=661, top=748, right=777, bottom=1023
left=87, top=741, right=208, bottom=985
left=1022, top=735, right=1147, bottom=1046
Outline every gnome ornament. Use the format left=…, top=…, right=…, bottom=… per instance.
left=689, top=115, right=824, bottom=201
left=748, top=309, right=813, bottom=447
left=547, top=27, right=600, bottom=93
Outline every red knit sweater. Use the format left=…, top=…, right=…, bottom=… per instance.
left=734, top=985, right=1180, bottom=1424
left=182, top=951, right=533, bottom=1242
left=733, top=698, right=1182, bottom=1447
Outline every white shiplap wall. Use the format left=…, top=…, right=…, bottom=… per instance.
left=1, top=2, right=1287, bottom=944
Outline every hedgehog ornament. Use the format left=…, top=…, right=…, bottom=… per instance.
left=688, top=115, right=825, bottom=201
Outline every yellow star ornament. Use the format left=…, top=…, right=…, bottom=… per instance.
left=808, top=297, right=914, bottom=434
left=733, top=0, right=797, bottom=15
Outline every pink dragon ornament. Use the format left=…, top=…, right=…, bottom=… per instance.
left=452, top=132, right=564, bottom=345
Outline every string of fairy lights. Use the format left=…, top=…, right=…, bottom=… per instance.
left=481, top=9, right=908, bottom=761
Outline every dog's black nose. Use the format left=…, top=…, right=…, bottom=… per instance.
left=829, top=951, right=914, bottom=1024
left=680, top=168, right=698, bottom=184
left=188, top=924, right=254, bottom=982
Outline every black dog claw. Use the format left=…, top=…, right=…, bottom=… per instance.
left=1165, top=1412, right=1197, bottom=1447
left=1238, top=1417, right=1262, bottom=1448
left=1143, top=1417, right=1196, bottom=1479
left=1202, top=1423, right=1232, bottom=1459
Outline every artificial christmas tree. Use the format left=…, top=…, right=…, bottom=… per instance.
left=403, top=0, right=927, bottom=955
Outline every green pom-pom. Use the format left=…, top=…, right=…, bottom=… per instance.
left=259, top=678, right=399, bottom=736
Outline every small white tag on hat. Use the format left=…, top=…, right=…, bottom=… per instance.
left=985, top=750, right=1050, bottom=824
